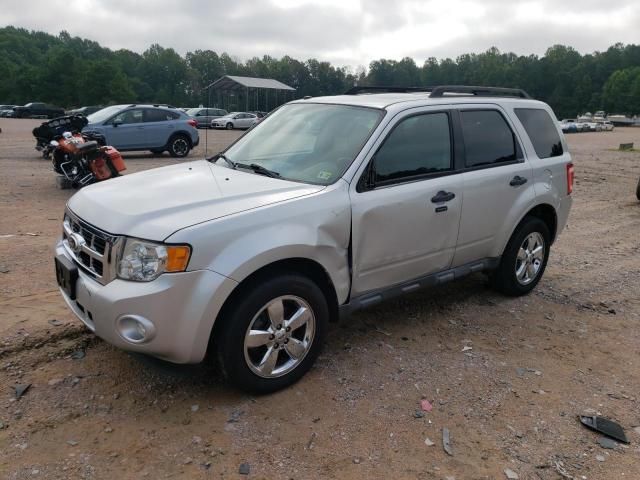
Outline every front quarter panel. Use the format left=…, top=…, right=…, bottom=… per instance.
left=165, top=180, right=352, bottom=304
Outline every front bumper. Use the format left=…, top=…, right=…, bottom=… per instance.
left=55, top=240, right=237, bottom=363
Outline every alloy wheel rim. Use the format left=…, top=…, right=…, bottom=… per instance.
left=515, top=232, right=545, bottom=285
left=243, top=295, right=315, bottom=378
left=173, top=138, right=188, bottom=156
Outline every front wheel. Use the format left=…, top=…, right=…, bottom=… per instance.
left=490, top=216, right=550, bottom=296
left=215, top=274, right=328, bottom=394
left=168, top=135, right=190, bottom=158
left=225, top=122, right=233, bottom=130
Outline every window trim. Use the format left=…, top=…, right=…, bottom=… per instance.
left=357, top=109, right=457, bottom=192
left=458, top=108, right=525, bottom=172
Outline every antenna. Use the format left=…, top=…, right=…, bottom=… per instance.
left=201, top=79, right=219, bottom=161
left=205, top=79, right=210, bottom=159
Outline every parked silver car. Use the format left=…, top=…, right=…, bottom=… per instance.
left=55, top=86, right=573, bottom=393
left=211, top=112, right=258, bottom=129
left=186, top=107, right=228, bottom=128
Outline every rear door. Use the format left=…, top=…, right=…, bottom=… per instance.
left=144, top=108, right=177, bottom=148
left=452, top=106, right=535, bottom=267
left=350, top=109, right=463, bottom=296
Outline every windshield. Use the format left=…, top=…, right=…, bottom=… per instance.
left=186, top=108, right=202, bottom=116
left=221, top=103, right=383, bottom=185
left=87, top=105, right=123, bottom=124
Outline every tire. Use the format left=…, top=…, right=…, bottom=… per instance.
left=225, top=122, right=233, bottom=130
left=167, top=135, right=190, bottom=158
left=636, top=177, right=640, bottom=201
left=214, top=273, right=329, bottom=394
left=490, top=216, right=551, bottom=296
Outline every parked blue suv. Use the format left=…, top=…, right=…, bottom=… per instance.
left=84, top=105, right=199, bottom=157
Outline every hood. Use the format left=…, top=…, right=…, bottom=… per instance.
left=67, top=160, right=324, bottom=240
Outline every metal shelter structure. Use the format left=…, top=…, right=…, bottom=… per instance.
left=207, top=75, right=296, bottom=113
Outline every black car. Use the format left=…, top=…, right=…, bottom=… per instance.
left=67, top=106, right=104, bottom=116
left=13, top=102, right=65, bottom=119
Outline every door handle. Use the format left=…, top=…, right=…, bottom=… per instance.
left=510, top=175, right=528, bottom=187
left=431, top=191, right=456, bottom=203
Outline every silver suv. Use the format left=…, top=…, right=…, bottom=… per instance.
left=54, top=86, right=573, bottom=393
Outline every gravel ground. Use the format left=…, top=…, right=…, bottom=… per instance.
left=1, top=118, right=640, bottom=479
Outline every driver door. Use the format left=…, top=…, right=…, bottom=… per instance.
left=102, top=108, right=146, bottom=149
left=350, top=110, right=463, bottom=296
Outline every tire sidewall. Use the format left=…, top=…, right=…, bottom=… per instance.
left=495, top=217, right=551, bottom=295
left=225, top=123, right=233, bottom=130
left=168, top=135, right=190, bottom=158
left=216, top=274, right=329, bottom=394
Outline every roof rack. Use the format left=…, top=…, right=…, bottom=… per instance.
left=428, top=85, right=531, bottom=99
left=345, top=86, right=432, bottom=95
left=344, top=85, right=531, bottom=99
left=126, top=104, right=178, bottom=108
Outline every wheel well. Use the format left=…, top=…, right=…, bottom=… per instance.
left=209, top=258, right=340, bottom=350
left=525, top=204, right=558, bottom=243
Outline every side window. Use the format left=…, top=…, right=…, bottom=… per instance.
left=460, top=110, right=518, bottom=168
left=514, top=108, right=563, bottom=158
left=111, top=109, right=143, bottom=125
left=144, top=109, right=178, bottom=122
left=373, top=112, right=452, bottom=184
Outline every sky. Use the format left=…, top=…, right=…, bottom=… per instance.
left=2, top=0, right=639, bottom=69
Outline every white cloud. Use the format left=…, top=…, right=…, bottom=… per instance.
left=1, top=0, right=638, bottom=67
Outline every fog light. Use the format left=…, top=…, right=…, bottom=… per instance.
left=116, top=315, right=156, bottom=344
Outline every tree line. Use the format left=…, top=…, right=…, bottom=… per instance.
left=1, top=26, right=639, bottom=118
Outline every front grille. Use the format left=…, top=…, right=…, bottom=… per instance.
left=62, top=210, right=122, bottom=284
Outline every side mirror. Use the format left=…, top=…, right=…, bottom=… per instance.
left=195, top=113, right=203, bottom=117
left=112, top=120, right=122, bottom=127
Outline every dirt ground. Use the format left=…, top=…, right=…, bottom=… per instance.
left=1, top=118, right=639, bottom=480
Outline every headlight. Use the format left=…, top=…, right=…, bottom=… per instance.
left=117, top=238, right=191, bottom=282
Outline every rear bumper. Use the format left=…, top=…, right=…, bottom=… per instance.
left=55, top=240, right=237, bottom=363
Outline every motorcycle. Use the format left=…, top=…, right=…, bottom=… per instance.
left=32, top=115, right=127, bottom=188
left=33, top=115, right=88, bottom=159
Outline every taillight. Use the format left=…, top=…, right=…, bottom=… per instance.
left=187, top=119, right=197, bottom=128
left=566, top=162, right=574, bottom=195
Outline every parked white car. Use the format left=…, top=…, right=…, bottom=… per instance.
left=55, top=85, right=573, bottom=393
left=211, top=112, right=258, bottom=129
left=597, top=121, right=614, bottom=131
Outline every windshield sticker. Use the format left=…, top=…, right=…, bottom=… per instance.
left=317, top=170, right=333, bottom=180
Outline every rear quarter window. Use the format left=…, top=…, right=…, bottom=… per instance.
left=514, top=108, right=563, bottom=158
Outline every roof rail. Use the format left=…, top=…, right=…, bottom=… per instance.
left=344, top=85, right=532, bottom=99
left=126, top=104, right=178, bottom=108
left=429, top=85, right=531, bottom=99
left=345, top=86, right=432, bottom=95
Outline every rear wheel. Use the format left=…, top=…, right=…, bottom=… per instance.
left=214, top=274, right=328, bottom=394
left=168, top=135, right=190, bottom=158
left=490, top=216, right=550, bottom=296
left=636, top=177, right=640, bottom=201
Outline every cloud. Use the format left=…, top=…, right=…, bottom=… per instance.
left=1, top=0, right=638, bottom=67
